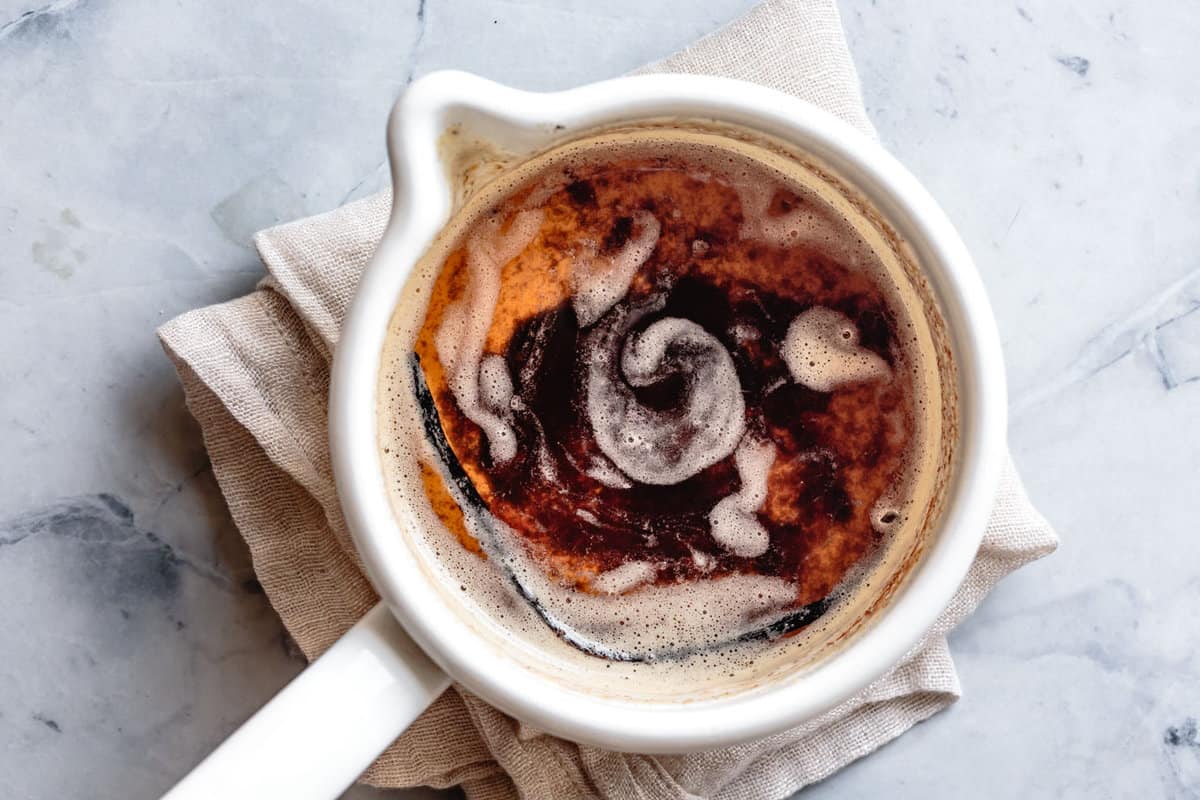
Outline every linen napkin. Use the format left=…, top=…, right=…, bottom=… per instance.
left=158, top=1, right=1058, bottom=797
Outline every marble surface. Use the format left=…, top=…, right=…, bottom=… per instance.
left=1, top=0, right=1197, bottom=797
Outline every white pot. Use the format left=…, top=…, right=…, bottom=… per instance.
left=164, top=70, right=1006, bottom=800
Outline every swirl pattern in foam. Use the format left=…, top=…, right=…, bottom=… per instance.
left=434, top=209, right=544, bottom=462
left=585, top=302, right=746, bottom=487
left=572, top=209, right=661, bottom=327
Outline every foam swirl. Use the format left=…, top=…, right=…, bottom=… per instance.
left=572, top=210, right=661, bottom=327
left=585, top=301, right=746, bottom=486
left=435, top=210, right=544, bottom=462
left=708, top=436, right=776, bottom=557
left=782, top=306, right=890, bottom=392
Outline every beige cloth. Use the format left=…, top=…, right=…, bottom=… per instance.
left=158, top=1, right=1058, bottom=797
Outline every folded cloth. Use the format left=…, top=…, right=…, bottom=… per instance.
left=158, top=1, right=1058, bottom=797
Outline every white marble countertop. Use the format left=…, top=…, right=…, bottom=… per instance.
left=1, top=0, right=1197, bottom=797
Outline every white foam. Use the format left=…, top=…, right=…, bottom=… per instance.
left=435, top=209, right=544, bottom=462
left=586, top=314, right=746, bottom=486
left=571, top=210, right=661, bottom=327
left=592, top=560, right=658, bottom=594
left=733, top=180, right=863, bottom=268
left=479, top=353, right=514, bottom=413
left=536, top=443, right=558, bottom=482
left=735, top=179, right=805, bottom=248
left=586, top=455, right=634, bottom=489
left=483, top=511, right=798, bottom=659
left=708, top=436, right=776, bottom=557
left=730, top=323, right=760, bottom=344
left=690, top=547, right=717, bottom=573
left=782, top=306, right=890, bottom=393
left=763, top=376, right=788, bottom=395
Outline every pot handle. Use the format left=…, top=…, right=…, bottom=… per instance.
left=161, top=602, right=450, bottom=799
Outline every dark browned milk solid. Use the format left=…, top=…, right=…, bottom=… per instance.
left=377, top=128, right=950, bottom=698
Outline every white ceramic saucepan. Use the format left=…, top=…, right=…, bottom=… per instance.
left=164, top=71, right=1005, bottom=799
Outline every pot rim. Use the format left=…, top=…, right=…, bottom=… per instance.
left=328, top=70, right=1006, bottom=753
